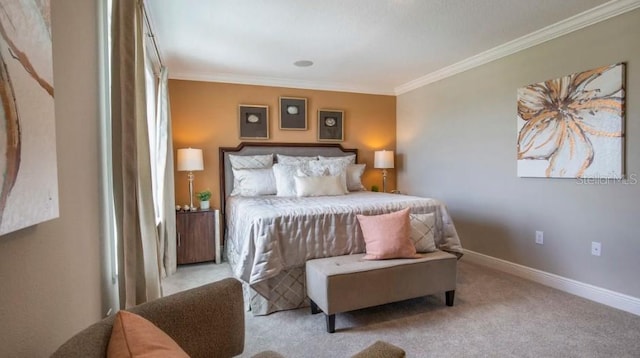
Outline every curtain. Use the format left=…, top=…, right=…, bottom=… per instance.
left=111, top=0, right=162, bottom=308
left=156, top=66, right=177, bottom=277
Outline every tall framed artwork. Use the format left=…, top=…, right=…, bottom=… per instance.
left=279, top=96, right=307, bottom=130
left=517, top=63, right=625, bottom=178
left=0, top=0, right=59, bottom=235
left=318, top=109, right=344, bottom=142
left=239, top=104, right=269, bottom=140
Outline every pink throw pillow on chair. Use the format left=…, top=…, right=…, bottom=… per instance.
left=357, top=208, right=419, bottom=260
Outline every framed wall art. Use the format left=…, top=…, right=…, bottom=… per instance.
left=239, top=104, right=269, bottom=140
left=517, top=63, right=625, bottom=178
left=279, top=96, right=307, bottom=130
left=0, top=0, right=60, bottom=235
left=318, top=109, right=344, bottom=142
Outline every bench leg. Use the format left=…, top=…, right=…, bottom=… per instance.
left=310, top=299, right=321, bottom=315
left=445, top=290, right=455, bottom=306
left=325, top=314, right=335, bottom=333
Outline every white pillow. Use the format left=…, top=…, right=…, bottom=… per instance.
left=229, top=154, right=274, bottom=196
left=318, top=154, right=356, bottom=165
left=294, top=175, right=345, bottom=197
left=272, top=163, right=302, bottom=197
left=346, top=164, right=366, bottom=191
left=229, top=154, right=273, bottom=169
left=305, top=159, right=349, bottom=193
left=276, top=154, right=318, bottom=164
left=409, top=213, right=437, bottom=252
left=230, top=168, right=276, bottom=196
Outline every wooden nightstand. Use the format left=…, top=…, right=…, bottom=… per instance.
left=176, top=209, right=221, bottom=265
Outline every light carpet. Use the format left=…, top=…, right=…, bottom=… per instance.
left=162, top=260, right=640, bottom=357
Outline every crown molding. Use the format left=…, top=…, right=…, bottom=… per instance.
left=394, top=0, right=640, bottom=95
left=169, top=71, right=396, bottom=96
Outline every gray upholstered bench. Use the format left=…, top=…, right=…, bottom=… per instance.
left=305, top=250, right=457, bottom=333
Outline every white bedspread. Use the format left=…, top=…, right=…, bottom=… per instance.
left=226, top=192, right=463, bottom=293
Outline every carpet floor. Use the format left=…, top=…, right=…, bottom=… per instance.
left=162, top=259, right=640, bottom=357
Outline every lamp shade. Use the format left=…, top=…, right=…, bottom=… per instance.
left=374, top=150, right=394, bottom=169
left=177, top=148, right=204, bottom=171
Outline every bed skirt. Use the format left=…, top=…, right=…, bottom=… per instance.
left=242, top=266, right=309, bottom=315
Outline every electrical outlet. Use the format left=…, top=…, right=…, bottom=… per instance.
left=591, top=242, right=602, bottom=256
left=535, top=231, right=544, bottom=245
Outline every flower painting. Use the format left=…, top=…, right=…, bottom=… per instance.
left=517, top=63, right=625, bottom=178
left=0, top=0, right=58, bottom=235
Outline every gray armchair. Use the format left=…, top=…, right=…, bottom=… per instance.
left=52, top=278, right=244, bottom=357
left=52, top=277, right=404, bottom=358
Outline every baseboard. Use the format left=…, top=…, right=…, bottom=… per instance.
left=461, top=249, right=640, bottom=316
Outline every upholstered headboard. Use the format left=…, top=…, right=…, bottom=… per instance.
left=218, top=142, right=358, bottom=215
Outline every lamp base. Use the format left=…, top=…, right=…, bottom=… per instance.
left=188, top=171, right=195, bottom=209
left=382, top=169, right=388, bottom=193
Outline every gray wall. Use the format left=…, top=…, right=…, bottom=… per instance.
left=0, top=1, right=104, bottom=356
left=397, top=9, right=640, bottom=299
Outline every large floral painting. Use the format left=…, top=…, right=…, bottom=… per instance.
left=517, top=63, right=625, bottom=178
left=0, top=0, right=58, bottom=235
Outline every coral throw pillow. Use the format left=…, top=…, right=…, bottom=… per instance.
left=107, top=311, right=189, bottom=358
left=357, top=208, right=419, bottom=260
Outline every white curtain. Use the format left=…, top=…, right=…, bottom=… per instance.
left=155, top=66, right=177, bottom=277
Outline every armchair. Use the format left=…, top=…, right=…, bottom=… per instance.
left=52, top=278, right=244, bottom=357
left=52, top=277, right=404, bottom=357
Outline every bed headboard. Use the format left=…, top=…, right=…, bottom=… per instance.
left=218, top=142, right=358, bottom=214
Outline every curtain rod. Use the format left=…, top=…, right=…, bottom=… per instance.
left=140, top=1, right=164, bottom=68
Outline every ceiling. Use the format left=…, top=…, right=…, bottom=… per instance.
left=146, top=0, right=633, bottom=95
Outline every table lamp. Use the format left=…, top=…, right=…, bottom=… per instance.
left=374, top=150, right=394, bottom=193
left=177, top=148, right=204, bottom=209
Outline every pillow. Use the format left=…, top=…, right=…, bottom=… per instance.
left=229, top=154, right=273, bottom=196
left=318, top=154, right=356, bottom=165
left=356, top=208, right=419, bottom=260
left=305, top=159, right=349, bottom=193
left=272, top=163, right=302, bottom=196
left=294, top=175, right=345, bottom=197
left=229, top=154, right=273, bottom=169
left=409, top=213, right=437, bottom=252
left=346, top=164, right=366, bottom=191
left=107, top=311, right=189, bottom=358
left=230, top=168, right=276, bottom=196
left=276, top=154, right=318, bottom=164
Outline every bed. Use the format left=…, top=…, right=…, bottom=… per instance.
left=219, top=142, right=462, bottom=315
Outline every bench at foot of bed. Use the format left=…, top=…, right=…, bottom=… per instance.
left=305, top=250, right=457, bottom=333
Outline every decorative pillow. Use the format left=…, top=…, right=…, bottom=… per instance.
left=306, top=159, right=349, bottom=193
left=272, top=163, right=302, bottom=196
left=294, top=175, right=345, bottom=197
left=276, top=154, right=318, bottom=164
left=409, top=213, right=437, bottom=252
left=229, top=154, right=273, bottom=169
left=230, top=168, right=276, bottom=196
left=229, top=154, right=273, bottom=196
left=296, top=167, right=329, bottom=177
left=346, top=164, right=366, bottom=191
left=318, top=154, right=356, bottom=165
left=356, top=208, right=419, bottom=260
left=107, top=311, right=189, bottom=358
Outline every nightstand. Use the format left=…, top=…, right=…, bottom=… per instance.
left=176, top=209, right=221, bottom=265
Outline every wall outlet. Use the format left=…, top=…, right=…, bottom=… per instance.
left=591, top=242, right=602, bottom=256
left=535, top=231, right=544, bottom=245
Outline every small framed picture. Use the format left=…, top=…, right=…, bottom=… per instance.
left=279, top=97, right=307, bottom=130
left=318, top=109, right=344, bottom=142
left=239, top=104, right=269, bottom=139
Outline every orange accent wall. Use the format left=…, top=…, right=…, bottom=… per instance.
left=170, top=80, right=396, bottom=209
